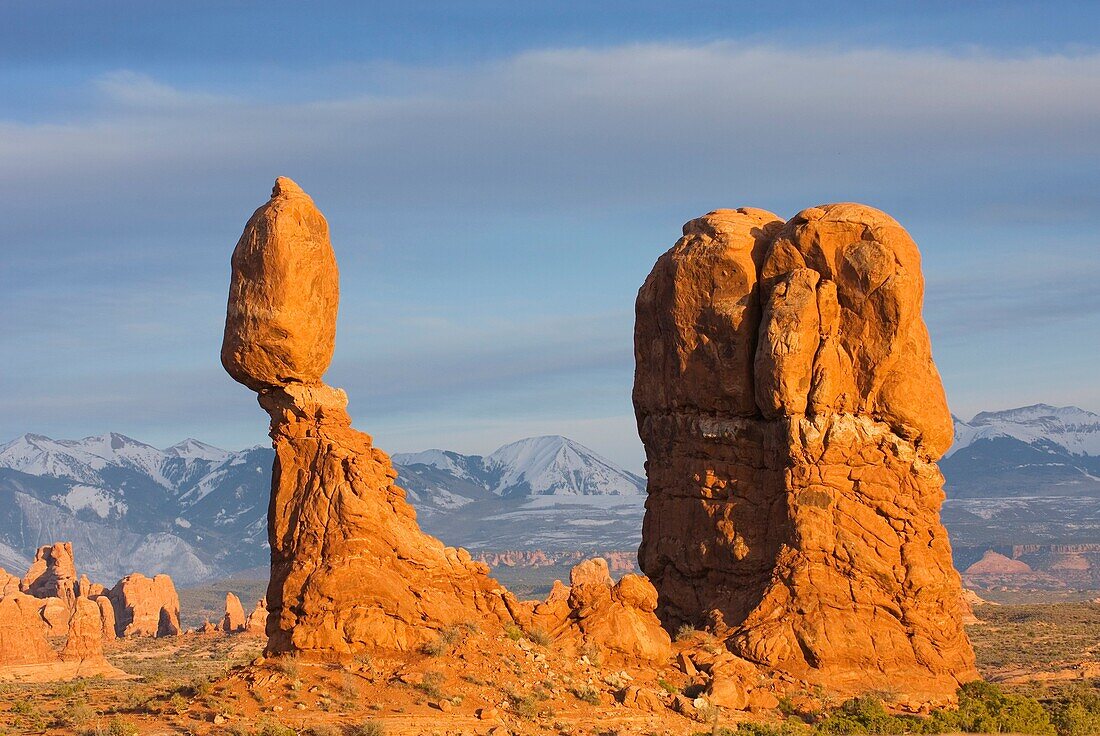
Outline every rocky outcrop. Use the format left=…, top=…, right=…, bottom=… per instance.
left=61, top=598, right=105, bottom=662
left=95, top=596, right=116, bottom=641
left=0, top=568, right=20, bottom=597
left=223, top=592, right=245, bottom=633
left=523, top=558, right=671, bottom=661
left=965, top=550, right=1033, bottom=575
left=21, top=542, right=78, bottom=605
left=245, top=598, right=268, bottom=635
left=474, top=550, right=640, bottom=573
left=0, top=592, right=56, bottom=666
left=222, top=178, right=517, bottom=656
left=107, top=573, right=181, bottom=638
left=635, top=204, right=977, bottom=705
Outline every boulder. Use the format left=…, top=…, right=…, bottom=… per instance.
left=634, top=203, right=978, bottom=706
left=221, top=176, right=339, bottom=392
left=222, top=179, right=515, bottom=656
left=21, top=542, right=78, bottom=605
left=223, top=592, right=245, bottom=633
left=107, top=573, right=181, bottom=638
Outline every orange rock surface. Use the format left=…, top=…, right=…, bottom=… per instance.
left=0, top=592, right=56, bottom=666
left=221, top=177, right=339, bottom=392
left=107, top=573, right=181, bottom=638
left=223, top=179, right=520, bottom=656
left=21, top=542, right=78, bottom=605
left=223, top=592, right=246, bottom=633
left=634, top=203, right=977, bottom=706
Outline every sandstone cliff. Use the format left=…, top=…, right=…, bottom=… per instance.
left=634, top=204, right=977, bottom=706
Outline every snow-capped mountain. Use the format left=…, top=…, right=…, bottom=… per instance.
left=947, top=404, right=1100, bottom=459
left=394, top=435, right=645, bottom=502
left=0, top=433, right=645, bottom=585
left=942, top=405, right=1100, bottom=499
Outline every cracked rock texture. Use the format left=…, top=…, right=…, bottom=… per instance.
left=223, top=179, right=518, bottom=656
left=634, top=203, right=977, bottom=705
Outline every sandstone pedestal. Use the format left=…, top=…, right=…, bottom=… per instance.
left=223, top=179, right=515, bottom=657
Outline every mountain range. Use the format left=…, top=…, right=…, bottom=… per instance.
left=1, top=404, right=1097, bottom=586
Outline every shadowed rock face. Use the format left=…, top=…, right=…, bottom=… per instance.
left=634, top=203, right=977, bottom=705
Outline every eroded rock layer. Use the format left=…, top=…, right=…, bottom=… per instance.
left=224, top=179, right=517, bottom=656
left=634, top=204, right=977, bottom=705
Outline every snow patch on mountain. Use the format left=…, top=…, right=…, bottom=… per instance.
left=57, top=484, right=127, bottom=519
left=947, top=404, right=1100, bottom=458
left=485, top=436, right=644, bottom=496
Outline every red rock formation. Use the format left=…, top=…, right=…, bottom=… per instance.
left=0, top=568, right=19, bottom=597
left=523, top=558, right=671, bottom=661
left=223, top=592, right=245, bottom=633
left=35, top=597, right=71, bottom=636
left=245, top=599, right=268, bottom=635
left=21, top=542, right=78, bottom=605
left=61, top=598, right=105, bottom=662
left=965, top=550, right=1033, bottom=575
left=635, top=204, right=977, bottom=705
left=107, top=573, right=181, bottom=638
left=95, top=596, right=116, bottom=641
left=0, top=592, right=57, bottom=666
left=222, top=179, right=516, bottom=656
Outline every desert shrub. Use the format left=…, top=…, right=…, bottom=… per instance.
left=1047, top=684, right=1100, bottom=736
left=305, top=726, right=340, bottom=736
left=82, top=718, right=140, bottom=736
left=255, top=722, right=296, bottom=736
left=274, top=655, right=300, bottom=678
left=579, top=642, right=603, bottom=667
left=527, top=626, right=552, bottom=646
left=346, top=722, right=386, bottom=736
left=814, top=696, right=938, bottom=734
left=676, top=623, right=698, bottom=641
left=414, top=671, right=445, bottom=699
left=504, top=624, right=523, bottom=641
left=571, top=685, right=602, bottom=705
left=948, top=680, right=1056, bottom=735
left=506, top=688, right=541, bottom=719
left=657, top=677, right=679, bottom=694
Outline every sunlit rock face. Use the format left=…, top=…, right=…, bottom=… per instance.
left=634, top=203, right=977, bottom=706
left=222, top=179, right=517, bottom=657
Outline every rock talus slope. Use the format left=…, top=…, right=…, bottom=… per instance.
left=634, top=204, right=977, bottom=705
left=223, top=178, right=518, bottom=656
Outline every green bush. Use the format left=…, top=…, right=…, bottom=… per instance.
left=949, top=680, right=1056, bottom=735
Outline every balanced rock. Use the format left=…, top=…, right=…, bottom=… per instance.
left=221, top=177, right=339, bottom=392
left=21, top=542, right=78, bottom=605
left=107, top=573, right=181, bottom=638
left=222, top=179, right=515, bottom=656
left=634, top=203, right=977, bottom=705
left=223, top=592, right=245, bottom=633
left=0, top=592, right=57, bottom=666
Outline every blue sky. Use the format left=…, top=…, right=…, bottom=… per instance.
left=2, top=1, right=1099, bottom=471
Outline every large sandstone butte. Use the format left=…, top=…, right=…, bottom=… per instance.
left=107, top=573, right=181, bottom=638
left=222, top=178, right=518, bottom=656
left=634, top=204, right=977, bottom=705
